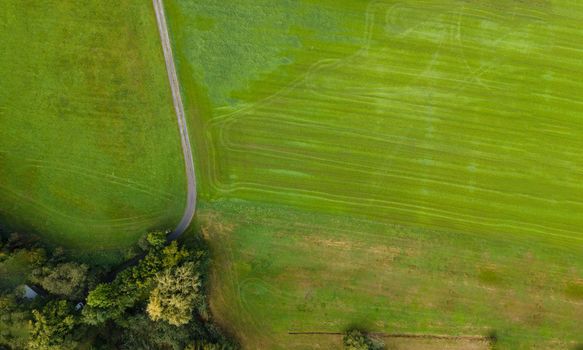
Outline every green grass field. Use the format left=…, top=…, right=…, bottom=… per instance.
left=200, top=201, right=582, bottom=349
left=165, top=0, right=583, bottom=348
left=168, top=0, right=583, bottom=246
left=2, top=0, right=583, bottom=348
left=0, top=1, right=186, bottom=263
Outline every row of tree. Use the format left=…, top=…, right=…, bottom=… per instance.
left=0, top=229, right=235, bottom=350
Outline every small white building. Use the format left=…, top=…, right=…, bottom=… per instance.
left=22, top=284, right=39, bottom=299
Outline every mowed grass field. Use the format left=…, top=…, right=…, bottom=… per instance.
left=0, top=1, right=185, bottom=263
left=200, top=201, right=583, bottom=349
left=165, top=0, right=583, bottom=348
left=167, top=0, right=583, bottom=247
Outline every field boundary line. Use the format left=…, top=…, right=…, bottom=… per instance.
left=288, top=331, right=490, bottom=341
left=152, top=0, right=197, bottom=239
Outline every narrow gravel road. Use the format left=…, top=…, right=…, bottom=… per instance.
left=153, top=0, right=197, bottom=240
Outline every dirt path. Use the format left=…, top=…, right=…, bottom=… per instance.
left=152, top=0, right=196, bottom=240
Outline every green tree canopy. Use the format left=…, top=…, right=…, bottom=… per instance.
left=147, top=262, right=201, bottom=326
left=0, top=294, right=31, bottom=348
left=29, top=300, right=76, bottom=350
left=31, top=262, right=88, bottom=299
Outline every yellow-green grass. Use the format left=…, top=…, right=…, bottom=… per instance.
left=166, top=0, right=583, bottom=348
left=202, top=200, right=583, bottom=349
left=0, top=1, right=186, bottom=264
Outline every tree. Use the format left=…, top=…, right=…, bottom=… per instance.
left=82, top=282, right=136, bottom=325
left=0, top=294, right=31, bottom=348
left=186, top=342, right=234, bottom=350
left=139, top=231, right=168, bottom=250
left=82, top=283, right=117, bottom=325
left=116, top=314, right=192, bottom=350
left=147, top=262, right=201, bottom=326
left=31, top=262, right=88, bottom=299
left=29, top=300, right=77, bottom=350
left=343, top=329, right=384, bottom=350
left=83, top=237, right=192, bottom=326
left=161, top=241, right=191, bottom=269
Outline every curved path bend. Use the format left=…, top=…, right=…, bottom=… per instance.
left=153, top=0, right=196, bottom=240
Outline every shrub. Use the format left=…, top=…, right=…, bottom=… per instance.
left=343, top=329, right=384, bottom=350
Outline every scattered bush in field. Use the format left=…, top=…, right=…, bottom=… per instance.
left=487, top=330, right=499, bottom=344
left=343, top=329, right=384, bottom=350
